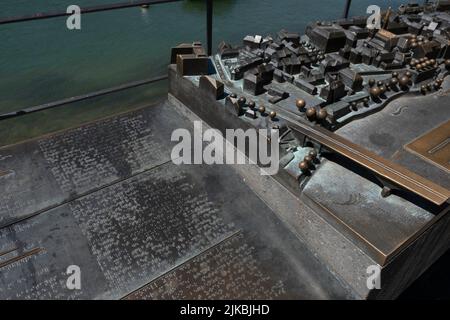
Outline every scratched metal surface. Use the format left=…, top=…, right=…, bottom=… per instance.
left=336, top=91, right=450, bottom=190
left=0, top=101, right=184, bottom=228
left=302, top=157, right=435, bottom=265
left=0, top=101, right=353, bottom=299
left=123, top=230, right=345, bottom=300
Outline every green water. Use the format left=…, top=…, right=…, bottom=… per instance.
left=0, top=0, right=405, bottom=146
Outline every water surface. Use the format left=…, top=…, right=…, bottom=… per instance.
left=0, top=0, right=405, bottom=145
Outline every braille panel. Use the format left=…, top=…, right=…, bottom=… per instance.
left=124, top=232, right=290, bottom=300
left=69, top=165, right=235, bottom=297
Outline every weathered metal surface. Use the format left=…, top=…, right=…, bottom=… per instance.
left=0, top=163, right=351, bottom=299
left=405, top=120, right=450, bottom=173
left=0, top=101, right=184, bottom=228
left=302, top=158, right=434, bottom=265
left=168, top=62, right=450, bottom=299
left=288, top=121, right=450, bottom=206
left=337, top=93, right=450, bottom=190
left=0, top=101, right=352, bottom=300
left=123, top=227, right=350, bottom=300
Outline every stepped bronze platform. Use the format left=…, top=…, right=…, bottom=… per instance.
left=168, top=59, right=450, bottom=299
left=0, top=101, right=354, bottom=299
left=0, top=91, right=449, bottom=299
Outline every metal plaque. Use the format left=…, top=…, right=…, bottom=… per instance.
left=405, top=120, right=450, bottom=173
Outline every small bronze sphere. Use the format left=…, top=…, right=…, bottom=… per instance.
left=420, top=57, right=427, bottom=63
left=308, top=149, right=317, bottom=160
left=392, top=72, right=399, bottom=78
left=351, top=102, right=358, bottom=111
left=248, top=100, right=256, bottom=109
left=427, top=83, right=433, bottom=91
left=269, top=111, right=277, bottom=119
left=258, top=105, right=266, bottom=114
left=411, top=34, right=417, bottom=40
left=363, top=97, right=370, bottom=106
left=317, top=109, right=328, bottom=121
left=377, top=80, right=384, bottom=87
left=368, top=79, right=376, bottom=87
left=299, top=161, right=309, bottom=172
left=445, top=59, right=450, bottom=70
left=238, top=97, right=246, bottom=105
left=405, top=71, right=412, bottom=78
left=385, top=81, right=391, bottom=90
left=434, top=82, right=441, bottom=90
left=296, top=99, right=306, bottom=110
left=399, top=76, right=410, bottom=88
left=410, top=60, right=417, bottom=67
left=379, top=85, right=386, bottom=95
left=230, top=93, right=237, bottom=98
left=417, top=41, right=423, bottom=46
left=420, top=85, right=427, bottom=94
left=304, top=155, right=313, bottom=165
left=411, top=42, right=418, bottom=48
left=430, top=59, right=436, bottom=65
left=306, top=107, right=316, bottom=120
left=370, top=86, right=381, bottom=98
left=390, top=77, right=398, bottom=86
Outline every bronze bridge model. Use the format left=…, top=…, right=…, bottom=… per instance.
left=287, top=120, right=450, bottom=206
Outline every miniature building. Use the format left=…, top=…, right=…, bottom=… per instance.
left=412, top=40, right=441, bottom=58
left=320, top=80, right=347, bottom=103
left=278, top=29, right=300, bottom=46
left=199, top=75, right=224, bottom=100
left=306, top=23, right=347, bottom=53
left=243, top=73, right=266, bottom=95
left=218, top=41, right=239, bottom=59
left=171, top=42, right=209, bottom=76
left=338, top=68, right=363, bottom=91
left=295, top=78, right=318, bottom=95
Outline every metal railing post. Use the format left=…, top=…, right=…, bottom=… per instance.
left=343, top=0, right=352, bottom=19
left=206, top=0, right=213, bottom=56
left=0, top=0, right=183, bottom=25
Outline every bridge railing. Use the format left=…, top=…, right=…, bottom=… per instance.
left=0, top=0, right=360, bottom=122
left=0, top=0, right=213, bottom=121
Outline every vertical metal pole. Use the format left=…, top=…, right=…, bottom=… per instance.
left=343, top=0, right=352, bottom=19
left=206, top=0, right=213, bottom=56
